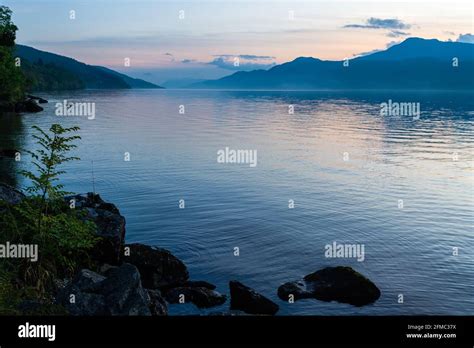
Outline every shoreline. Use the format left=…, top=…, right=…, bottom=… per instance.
left=1, top=185, right=381, bottom=316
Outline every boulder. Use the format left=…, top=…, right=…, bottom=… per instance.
left=147, top=289, right=168, bottom=315
left=0, top=183, right=25, bottom=205
left=56, top=269, right=108, bottom=316
left=229, top=281, right=279, bottom=315
left=208, top=310, right=248, bottom=316
left=27, top=95, right=48, bottom=104
left=56, top=264, right=154, bottom=316
left=164, top=286, right=226, bottom=309
left=182, top=280, right=216, bottom=290
left=122, top=243, right=189, bottom=289
left=277, top=266, right=381, bottom=307
left=66, top=193, right=125, bottom=265
left=94, top=263, right=152, bottom=316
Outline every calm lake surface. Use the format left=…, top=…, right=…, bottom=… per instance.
left=2, top=89, right=473, bottom=315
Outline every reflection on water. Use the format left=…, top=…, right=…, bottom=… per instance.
left=0, top=113, right=25, bottom=186
left=5, top=89, right=474, bottom=315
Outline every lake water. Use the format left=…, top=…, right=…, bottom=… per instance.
left=2, top=89, right=473, bottom=315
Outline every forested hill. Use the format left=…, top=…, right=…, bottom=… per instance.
left=15, top=44, right=162, bottom=91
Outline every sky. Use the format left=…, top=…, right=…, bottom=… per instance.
left=4, top=0, right=474, bottom=85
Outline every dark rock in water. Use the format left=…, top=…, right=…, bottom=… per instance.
left=16, top=99, right=44, bottom=113
left=147, top=289, right=168, bottom=315
left=208, top=310, right=248, bottom=316
left=56, top=264, right=154, bottom=316
left=65, top=193, right=126, bottom=265
left=277, top=266, right=381, bottom=307
left=183, top=280, right=216, bottom=290
left=165, top=286, right=227, bottom=309
left=0, top=97, right=44, bottom=113
left=27, top=95, right=48, bottom=104
left=0, top=183, right=25, bottom=205
left=122, top=243, right=189, bottom=289
left=229, top=281, right=279, bottom=315
left=0, top=148, right=19, bottom=159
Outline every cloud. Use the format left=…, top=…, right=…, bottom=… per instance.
left=181, top=59, right=196, bottom=64
left=207, top=54, right=276, bottom=71
left=344, top=17, right=411, bottom=30
left=386, top=30, right=410, bottom=38
left=456, top=33, right=474, bottom=43
left=164, top=52, right=175, bottom=62
left=215, top=54, right=275, bottom=60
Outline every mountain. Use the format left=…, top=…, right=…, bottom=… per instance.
left=162, top=78, right=206, bottom=88
left=15, top=45, right=162, bottom=90
left=95, top=66, right=160, bottom=89
left=192, top=38, right=474, bottom=90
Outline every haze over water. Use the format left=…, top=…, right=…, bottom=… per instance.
left=4, top=89, right=473, bottom=315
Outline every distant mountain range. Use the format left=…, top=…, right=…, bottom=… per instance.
left=15, top=45, right=162, bottom=91
left=162, top=78, right=206, bottom=89
left=191, top=38, right=474, bottom=90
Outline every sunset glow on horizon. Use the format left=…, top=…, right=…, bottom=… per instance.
left=6, top=0, right=473, bottom=83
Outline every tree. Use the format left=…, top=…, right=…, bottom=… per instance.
left=0, top=6, right=17, bottom=47
left=0, top=5, right=24, bottom=104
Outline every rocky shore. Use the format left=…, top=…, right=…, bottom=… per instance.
left=0, top=95, right=46, bottom=114
left=0, top=185, right=381, bottom=316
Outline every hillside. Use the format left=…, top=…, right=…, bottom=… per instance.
left=15, top=45, right=162, bottom=91
left=192, top=38, right=474, bottom=90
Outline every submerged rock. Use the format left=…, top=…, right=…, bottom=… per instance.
left=122, top=243, right=189, bottom=289
left=57, top=263, right=155, bottom=316
left=66, top=193, right=126, bottom=265
left=164, top=286, right=227, bottom=308
left=278, top=266, right=381, bottom=307
left=229, top=281, right=279, bottom=315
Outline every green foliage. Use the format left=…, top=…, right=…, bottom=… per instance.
left=0, top=6, right=17, bottom=47
left=21, top=59, right=86, bottom=91
left=0, top=124, right=99, bottom=312
left=0, top=267, right=21, bottom=315
left=21, top=125, right=81, bottom=200
left=0, top=5, right=25, bottom=104
left=0, top=46, right=25, bottom=103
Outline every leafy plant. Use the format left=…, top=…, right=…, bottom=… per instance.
left=20, top=124, right=81, bottom=235
left=0, top=124, right=98, bottom=304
